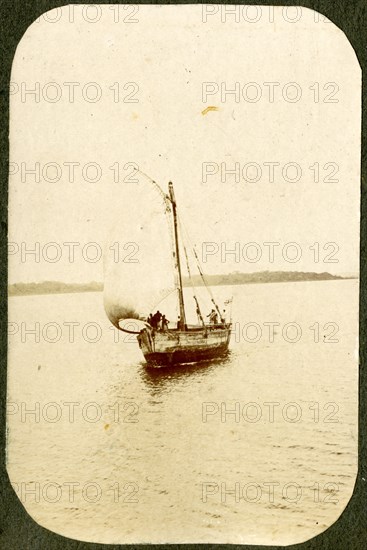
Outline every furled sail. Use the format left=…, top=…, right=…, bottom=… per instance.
left=104, top=175, right=177, bottom=332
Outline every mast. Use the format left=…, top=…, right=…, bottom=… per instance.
left=168, top=182, right=186, bottom=331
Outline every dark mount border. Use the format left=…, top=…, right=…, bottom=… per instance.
left=0, top=1, right=365, bottom=549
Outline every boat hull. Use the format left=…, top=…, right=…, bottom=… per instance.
left=137, top=325, right=232, bottom=368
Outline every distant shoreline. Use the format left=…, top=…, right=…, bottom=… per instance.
left=8, top=281, right=103, bottom=297
left=8, top=272, right=358, bottom=297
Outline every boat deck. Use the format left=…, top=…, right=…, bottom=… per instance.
left=137, top=323, right=232, bottom=367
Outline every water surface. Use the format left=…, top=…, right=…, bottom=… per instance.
left=7, top=280, right=358, bottom=545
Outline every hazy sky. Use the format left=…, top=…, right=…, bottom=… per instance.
left=9, top=5, right=361, bottom=283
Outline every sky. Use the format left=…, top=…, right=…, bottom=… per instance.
left=8, top=4, right=361, bottom=283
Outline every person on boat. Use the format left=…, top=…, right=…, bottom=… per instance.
left=160, top=315, right=169, bottom=331
left=196, top=305, right=201, bottom=324
left=151, top=311, right=162, bottom=329
left=207, top=309, right=217, bottom=325
left=147, top=313, right=153, bottom=326
left=150, top=313, right=157, bottom=329
left=221, top=309, right=227, bottom=324
left=177, top=315, right=181, bottom=329
left=160, top=316, right=164, bottom=330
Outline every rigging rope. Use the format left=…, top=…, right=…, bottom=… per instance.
left=178, top=212, right=224, bottom=322
left=178, top=217, right=205, bottom=326
left=133, top=167, right=167, bottom=201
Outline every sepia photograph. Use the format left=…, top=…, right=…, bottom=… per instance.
left=5, top=3, right=361, bottom=546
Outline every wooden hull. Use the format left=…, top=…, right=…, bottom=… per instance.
left=137, top=325, right=231, bottom=368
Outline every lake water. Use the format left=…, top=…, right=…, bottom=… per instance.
left=6, top=280, right=358, bottom=545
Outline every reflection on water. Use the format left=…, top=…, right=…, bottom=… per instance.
left=140, top=353, right=233, bottom=396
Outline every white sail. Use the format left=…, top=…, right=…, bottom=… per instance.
left=104, top=176, right=177, bottom=331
